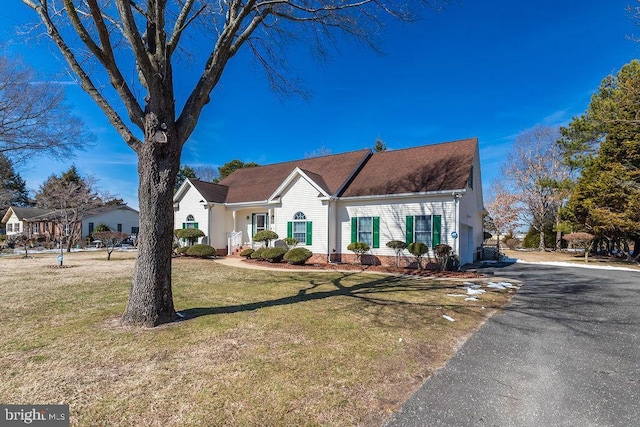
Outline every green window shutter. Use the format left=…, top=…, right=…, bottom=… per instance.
left=306, top=221, right=313, bottom=245
left=372, top=217, right=380, bottom=248
left=432, top=215, right=442, bottom=247
left=194, top=222, right=199, bottom=229
left=405, top=216, right=414, bottom=243
left=287, top=222, right=293, bottom=239
left=182, top=223, right=186, bottom=229
left=351, top=217, right=358, bottom=243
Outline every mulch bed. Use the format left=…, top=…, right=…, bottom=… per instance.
left=237, top=258, right=483, bottom=279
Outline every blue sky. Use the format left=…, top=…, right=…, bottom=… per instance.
left=1, top=1, right=639, bottom=209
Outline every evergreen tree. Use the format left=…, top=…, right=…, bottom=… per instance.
left=215, top=160, right=259, bottom=183
left=175, top=165, right=198, bottom=192
left=0, top=153, right=31, bottom=212
left=563, top=60, right=640, bottom=258
left=374, top=138, right=387, bottom=152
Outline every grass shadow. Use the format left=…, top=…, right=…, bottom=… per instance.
left=177, top=273, right=470, bottom=321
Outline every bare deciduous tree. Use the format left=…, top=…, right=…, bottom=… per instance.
left=0, top=55, right=86, bottom=162
left=501, top=125, right=569, bottom=251
left=93, top=230, right=129, bottom=260
left=21, top=0, right=446, bottom=327
left=485, top=181, right=521, bottom=252
left=35, top=173, right=102, bottom=254
left=193, top=165, right=219, bottom=183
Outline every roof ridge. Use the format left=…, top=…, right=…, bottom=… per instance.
left=238, top=148, right=372, bottom=170
left=373, top=137, right=477, bottom=155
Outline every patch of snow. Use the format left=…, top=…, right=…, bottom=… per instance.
left=442, top=315, right=455, bottom=322
left=465, top=297, right=478, bottom=301
left=463, top=282, right=482, bottom=288
left=464, top=287, right=486, bottom=295
left=487, top=281, right=518, bottom=290
left=447, top=294, right=468, bottom=298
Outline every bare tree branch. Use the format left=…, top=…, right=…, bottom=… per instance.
left=0, top=55, right=88, bottom=162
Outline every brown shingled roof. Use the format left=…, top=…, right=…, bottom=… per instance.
left=340, top=138, right=477, bottom=197
left=4, top=206, right=52, bottom=221
left=189, top=180, right=229, bottom=203
left=218, top=149, right=371, bottom=203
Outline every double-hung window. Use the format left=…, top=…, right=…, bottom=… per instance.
left=406, top=215, right=442, bottom=248
left=350, top=216, right=380, bottom=248
left=287, top=212, right=312, bottom=245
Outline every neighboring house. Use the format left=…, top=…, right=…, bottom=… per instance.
left=173, top=138, right=485, bottom=266
left=1, top=206, right=51, bottom=237
left=2, top=204, right=139, bottom=242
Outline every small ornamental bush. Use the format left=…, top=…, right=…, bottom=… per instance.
left=434, top=244, right=452, bottom=271
left=261, top=247, right=287, bottom=263
left=176, top=247, right=189, bottom=255
left=253, top=230, right=279, bottom=247
left=347, top=242, right=370, bottom=264
left=95, top=223, right=110, bottom=233
left=239, top=248, right=255, bottom=259
left=284, top=247, right=313, bottom=265
left=185, top=244, right=216, bottom=258
left=386, top=240, right=407, bottom=267
left=174, top=228, right=205, bottom=246
left=250, top=247, right=267, bottom=260
left=407, top=242, right=429, bottom=269
left=563, top=232, right=595, bottom=262
left=282, top=237, right=299, bottom=249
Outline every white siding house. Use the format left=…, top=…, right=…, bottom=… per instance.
left=81, top=205, right=140, bottom=238
left=173, top=138, right=485, bottom=267
left=2, top=204, right=139, bottom=245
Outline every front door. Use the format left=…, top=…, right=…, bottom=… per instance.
left=253, top=213, right=268, bottom=238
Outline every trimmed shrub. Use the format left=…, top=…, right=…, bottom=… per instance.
left=284, top=247, right=313, bottom=265
left=282, top=237, right=299, bottom=249
left=386, top=240, right=407, bottom=267
left=563, top=232, right=595, bottom=262
left=176, top=247, right=189, bottom=255
left=239, top=248, right=255, bottom=259
left=174, top=228, right=205, bottom=246
left=407, top=242, right=429, bottom=269
left=185, top=244, right=216, bottom=258
left=250, top=247, right=268, bottom=260
left=347, top=242, right=370, bottom=264
left=261, top=247, right=287, bottom=263
left=253, top=230, right=279, bottom=247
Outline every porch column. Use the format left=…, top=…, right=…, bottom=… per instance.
left=232, top=210, right=236, bottom=232
left=268, top=208, right=274, bottom=231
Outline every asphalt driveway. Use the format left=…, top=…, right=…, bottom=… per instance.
left=386, top=262, right=640, bottom=427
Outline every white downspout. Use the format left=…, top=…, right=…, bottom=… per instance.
left=453, top=194, right=461, bottom=256
left=326, top=200, right=331, bottom=263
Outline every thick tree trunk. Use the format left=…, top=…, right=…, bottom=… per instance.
left=538, top=229, right=545, bottom=251
left=629, top=237, right=640, bottom=262
left=122, top=129, right=180, bottom=327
